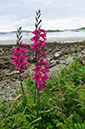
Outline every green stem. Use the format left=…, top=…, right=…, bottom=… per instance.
left=19, top=74, right=26, bottom=106
left=34, top=83, right=37, bottom=104
left=34, top=83, right=41, bottom=116
left=37, top=88, right=41, bottom=116
left=37, top=88, right=41, bottom=129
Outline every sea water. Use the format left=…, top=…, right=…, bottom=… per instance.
left=0, top=31, right=85, bottom=45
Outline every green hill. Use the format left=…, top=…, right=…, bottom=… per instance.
left=76, top=27, right=85, bottom=30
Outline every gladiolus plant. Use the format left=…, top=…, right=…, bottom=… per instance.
left=11, top=27, right=29, bottom=106
left=11, top=27, right=29, bottom=75
left=30, top=10, right=49, bottom=126
left=31, top=10, right=49, bottom=92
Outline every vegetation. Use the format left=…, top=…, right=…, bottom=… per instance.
left=0, top=55, right=85, bottom=129
left=75, top=27, right=85, bottom=31
left=46, top=29, right=62, bottom=32
left=11, top=30, right=32, bottom=33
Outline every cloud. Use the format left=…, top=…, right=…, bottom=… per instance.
left=42, top=17, right=85, bottom=30
left=0, top=15, right=34, bottom=31
left=0, top=0, right=85, bottom=31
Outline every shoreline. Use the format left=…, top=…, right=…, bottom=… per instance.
left=0, top=41, right=85, bottom=102
left=0, top=40, right=85, bottom=46
left=0, top=36, right=85, bottom=45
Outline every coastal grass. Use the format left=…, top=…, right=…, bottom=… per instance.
left=0, top=56, right=85, bottom=129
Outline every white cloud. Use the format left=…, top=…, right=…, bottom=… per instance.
left=42, top=17, right=85, bottom=30
left=0, top=0, right=85, bottom=31
left=0, top=15, right=34, bottom=32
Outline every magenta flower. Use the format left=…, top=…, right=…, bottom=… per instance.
left=21, top=76, right=27, bottom=79
left=11, top=58, right=20, bottom=69
left=31, top=12, right=49, bottom=91
left=20, top=43, right=28, bottom=48
left=11, top=28, right=29, bottom=74
left=11, top=46, right=29, bottom=74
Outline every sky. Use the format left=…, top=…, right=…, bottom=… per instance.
left=0, top=0, right=85, bottom=32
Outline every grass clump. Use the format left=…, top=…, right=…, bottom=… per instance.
left=0, top=57, right=85, bottom=129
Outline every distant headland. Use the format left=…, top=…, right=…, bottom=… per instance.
left=46, top=27, right=85, bottom=32
left=0, top=27, right=85, bottom=34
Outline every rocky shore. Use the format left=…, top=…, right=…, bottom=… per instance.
left=0, top=41, right=85, bottom=102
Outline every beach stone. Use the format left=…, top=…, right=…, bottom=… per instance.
left=30, top=57, right=36, bottom=63
left=47, top=58, right=51, bottom=61
left=21, top=71, right=30, bottom=78
left=56, top=60, right=60, bottom=64
left=54, top=51, right=62, bottom=59
left=27, top=56, right=36, bottom=63
left=0, top=62, right=3, bottom=69
left=47, top=48, right=53, bottom=53
left=7, top=71, right=19, bottom=79
left=82, top=55, right=85, bottom=60
left=60, top=60, right=65, bottom=64
left=62, top=51, right=69, bottom=55
left=0, top=48, right=4, bottom=55
left=49, top=60, right=56, bottom=68
left=79, top=55, right=85, bottom=64
left=77, top=53, right=83, bottom=59
left=81, top=49, right=85, bottom=54
left=0, top=48, right=3, bottom=51
left=65, top=56, right=73, bottom=65
left=0, top=91, right=5, bottom=95
left=52, top=47, right=60, bottom=53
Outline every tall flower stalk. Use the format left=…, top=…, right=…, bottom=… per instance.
left=31, top=10, right=49, bottom=92
left=31, top=10, right=49, bottom=119
left=11, top=27, right=29, bottom=106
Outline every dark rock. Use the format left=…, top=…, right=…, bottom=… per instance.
left=56, top=60, right=60, bottom=64
left=30, top=57, right=36, bottom=63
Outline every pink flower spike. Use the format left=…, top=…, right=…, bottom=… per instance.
left=20, top=48, right=28, bottom=53
left=11, top=58, right=20, bottom=65
left=33, top=66, right=41, bottom=72
left=14, top=47, right=21, bottom=52
left=20, top=44, right=28, bottom=48
left=42, top=53, right=46, bottom=58
left=12, top=51, right=21, bottom=57
left=40, top=74, right=49, bottom=82
left=21, top=56, right=28, bottom=60
left=21, top=76, right=27, bottom=79
left=40, top=29, right=46, bottom=33
left=42, top=45, right=47, bottom=49
left=11, top=44, right=29, bottom=73
left=40, top=33, right=46, bottom=38
left=31, top=35, right=40, bottom=41
left=38, top=60, right=49, bottom=68
left=41, top=68, right=49, bottom=74
left=38, top=81, right=47, bottom=91
left=32, top=29, right=40, bottom=35
left=30, top=12, right=49, bottom=91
